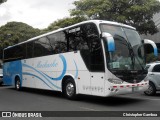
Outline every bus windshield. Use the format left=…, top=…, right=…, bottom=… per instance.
left=100, top=24, right=145, bottom=71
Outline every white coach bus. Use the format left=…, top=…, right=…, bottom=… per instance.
left=3, top=20, right=158, bottom=99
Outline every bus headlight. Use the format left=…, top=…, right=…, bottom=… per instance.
left=108, top=78, right=123, bottom=84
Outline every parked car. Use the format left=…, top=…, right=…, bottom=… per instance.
left=144, top=61, right=160, bottom=95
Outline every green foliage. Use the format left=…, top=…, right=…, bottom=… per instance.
left=0, top=22, right=41, bottom=58
left=46, top=17, right=86, bottom=32
left=70, top=0, right=160, bottom=35
left=146, top=53, right=159, bottom=63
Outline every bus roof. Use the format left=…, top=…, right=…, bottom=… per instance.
left=4, top=20, right=136, bottom=50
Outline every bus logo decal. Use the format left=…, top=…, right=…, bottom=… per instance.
left=22, top=55, right=67, bottom=89
left=36, top=59, right=58, bottom=68
left=23, top=55, right=67, bottom=81
left=52, top=54, right=67, bottom=80
left=39, top=55, right=67, bottom=81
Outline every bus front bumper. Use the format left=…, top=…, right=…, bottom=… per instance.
left=107, top=81, right=149, bottom=96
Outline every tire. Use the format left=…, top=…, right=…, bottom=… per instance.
left=15, top=77, right=21, bottom=91
left=144, top=82, right=156, bottom=96
left=63, top=79, right=77, bottom=100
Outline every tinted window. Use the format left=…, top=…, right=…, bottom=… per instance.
left=57, top=32, right=67, bottom=53
left=66, top=25, right=91, bottom=69
left=0, top=63, right=2, bottom=68
left=90, top=35, right=104, bottom=71
left=4, top=48, right=14, bottom=61
left=19, top=44, right=26, bottom=59
left=66, top=23, right=104, bottom=72
left=4, top=44, right=26, bottom=62
left=86, top=23, right=104, bottom=71
left=34, top=37, right=53, bottom=57
left=47, top=32, right=67, bottom=54
left=4, top=47, right=12, bottom=61
left=152, top=64, right=160, bottom=72
left=67, top=27, right=86, bottom=51
left=26, top=42, right=34, bottom=59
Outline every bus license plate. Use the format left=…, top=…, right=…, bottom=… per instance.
left=132, top=87, right=139, bottom=92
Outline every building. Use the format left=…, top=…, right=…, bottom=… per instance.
left=154, top=12, right=160, bottom=28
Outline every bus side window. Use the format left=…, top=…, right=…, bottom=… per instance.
left=34, top=37, right=52, bottom=57
left=4, top=44, right=26, bottom=62
left=26, top=42, right=34, bottom=59
left=19, top=44, right=26, bottom=59
left=57, top=32, right=67, bottom=53
left=80, top=23, right=105, bottom=72
left=47, top=33, right=58, bottom=54
left=87, top=24, right=104, bottom=72
left=47, top=32, right=67, bottom=54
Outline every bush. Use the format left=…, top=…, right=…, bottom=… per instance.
left=146, top=53, right=159, bottom=63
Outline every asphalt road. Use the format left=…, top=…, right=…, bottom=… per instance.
left=0, top=85, right=160, bottom=120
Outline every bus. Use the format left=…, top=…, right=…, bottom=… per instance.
left=3, top=20, right=158, bottom=99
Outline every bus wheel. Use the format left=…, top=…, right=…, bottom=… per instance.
left=15, top=77, right=21, bottom=91
left=64, top=79, right=77, bottom=100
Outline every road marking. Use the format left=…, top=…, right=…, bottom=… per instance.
left=79, top=107, right=100, bottom=111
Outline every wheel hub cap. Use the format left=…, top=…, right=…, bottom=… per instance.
left=66, top=83, right=74, bottom=96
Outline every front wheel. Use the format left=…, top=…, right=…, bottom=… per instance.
left=144, top=82, right=156, bottom=96
left=15, top=77, right=21, bottom=91
left=64, top=79, right=77, bottom=100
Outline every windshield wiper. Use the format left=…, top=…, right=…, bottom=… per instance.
left=129, top=47, right=135, bottom=69
left=127, top=41, right=145, bottom=71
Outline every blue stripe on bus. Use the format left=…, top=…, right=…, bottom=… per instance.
left=22, top=72, right=61, bottom=89
left=154, top=47, right=158, bottom=56
left=22, top=64, right=61, bottom=89
left=22, top=55, right=78, bottom=90
left=40, top=54, right=67, bottom=80
left=23, top=55, right=67, bottom=81
left=23, top=72, right=54, bottom=89
left=3, top=60, right=22, bottom=86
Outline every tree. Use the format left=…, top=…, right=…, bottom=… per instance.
left=46, top=17, right=86, bottom=32
left=71, top=0, right=160, bottom=35
left=0, top=22, right=41, bottom=58
left=0, top=0, right=7, bottom=5
left=146, top=53, right=159, bottom=63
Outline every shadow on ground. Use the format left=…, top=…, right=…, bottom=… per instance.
left=6, top=87, right=148, bottom=107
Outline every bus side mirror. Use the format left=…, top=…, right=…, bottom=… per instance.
left=143, top=39, right=158, bottom=56
left=102, top=32, right=115, bottom=52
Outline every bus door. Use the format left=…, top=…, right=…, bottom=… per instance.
left=89, top=39, right=105, bottom=96
left=90, top=72, right=105, bottom=96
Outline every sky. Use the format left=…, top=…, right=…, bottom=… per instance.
left=0, top=0, right=76, bottom=29
left=0, top=0, right=160, bottom=29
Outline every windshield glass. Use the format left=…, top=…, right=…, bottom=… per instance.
left=100, top=24, right=145, bottom=71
